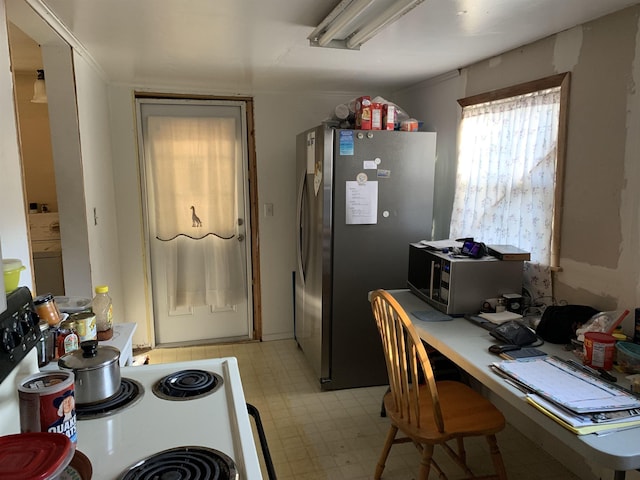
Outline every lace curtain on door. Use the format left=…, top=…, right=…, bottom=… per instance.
left=449, top=88, right=561, bottom=303
left=146, top=116, right=244, bottom=310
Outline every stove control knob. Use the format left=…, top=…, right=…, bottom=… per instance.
left=19, top=316, right=32, bottom=336
left=20, top=310, right=38, bottom=333
left=1, top=328, right=22, bottom=353
left=25, top=309, right=39, bottom=328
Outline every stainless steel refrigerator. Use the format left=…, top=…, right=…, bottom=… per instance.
left=295, top=125, right=437, bottom=390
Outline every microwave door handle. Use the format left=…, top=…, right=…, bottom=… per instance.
left=429, top=260, right=435, bottom=299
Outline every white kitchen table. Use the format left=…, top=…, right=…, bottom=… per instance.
left=386, top=289, right=640, bottom=480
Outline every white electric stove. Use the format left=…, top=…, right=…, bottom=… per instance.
left=0, top=288, right=267, bottom=480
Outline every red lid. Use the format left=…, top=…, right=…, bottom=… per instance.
left=0, top=432, right=73, bottom=479
left=584, top=331, right=616, bottom=343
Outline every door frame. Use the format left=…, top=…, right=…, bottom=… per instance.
left=134, top=92, right=262, bottom=346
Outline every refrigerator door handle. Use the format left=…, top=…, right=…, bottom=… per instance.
left=296, top=172, right=307, bottom=285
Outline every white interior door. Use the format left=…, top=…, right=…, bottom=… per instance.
left=137, top=99, right=252, bottom=346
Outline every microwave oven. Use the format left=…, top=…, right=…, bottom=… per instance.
left=407, top=243, right=523, bottom=315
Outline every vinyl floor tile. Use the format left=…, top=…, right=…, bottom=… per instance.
left=142, top=339, right=582, bottom=480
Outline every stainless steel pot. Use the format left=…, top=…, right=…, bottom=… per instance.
left=58, top=340, right=121, bottom=404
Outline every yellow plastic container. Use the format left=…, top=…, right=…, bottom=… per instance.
left=3, top=258, right=25, bottom=293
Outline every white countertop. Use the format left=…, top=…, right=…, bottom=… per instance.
left=99, top=322, right=137, bottom=366
left=41, top=322, right=137, bottom=370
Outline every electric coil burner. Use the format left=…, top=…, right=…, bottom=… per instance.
left=76, top=378, right=144, bottom=419
left=118, top=446, right=238, bottom=480
left=152, top=369, right=223, bottom=401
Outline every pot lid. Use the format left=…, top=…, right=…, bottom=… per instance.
left=0, top=432, right=74, bottom=479
left=58, top=340, right=120, bottom=371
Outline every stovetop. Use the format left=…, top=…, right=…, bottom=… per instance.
left=75, top=357, right=262, bottom=479
left=0, top=288, right=263, bottom=479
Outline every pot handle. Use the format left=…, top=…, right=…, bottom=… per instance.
left=81, top=340, right=99, bottom=358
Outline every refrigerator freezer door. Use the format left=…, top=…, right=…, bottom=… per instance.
left=295, top=126, right=331, bottom=380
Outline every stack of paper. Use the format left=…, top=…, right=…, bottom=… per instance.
left=492, top=356, right=640, bottom=435
left=479, top=311, right=523, bottom=324
left=527, top=394, right=640, bottom=435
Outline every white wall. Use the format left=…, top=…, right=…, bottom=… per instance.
left=393, top=72, right=465, bottom=241
left=72, top=52, right=124, bottom=325
left=253, top=91, right=366, bottom=340
left=0, top=2, right=32, bottom=289
left=2, top=0, right=121, bottom=314
left=42, top=44, right=93, bottom=298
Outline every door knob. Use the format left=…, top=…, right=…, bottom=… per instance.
left=237, top=234, right=245, bottom=242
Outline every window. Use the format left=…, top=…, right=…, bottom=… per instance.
left=450, top=73, right=570, bottom=302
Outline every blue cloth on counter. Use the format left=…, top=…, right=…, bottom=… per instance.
left=411, top=310, right=453, bottom=322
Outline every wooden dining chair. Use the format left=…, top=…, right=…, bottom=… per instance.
left=370, top=289, right=508, bottom=480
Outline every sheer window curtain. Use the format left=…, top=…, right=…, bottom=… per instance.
left=146, top=116, right=244, bottom=310
left=449, top=88, right=561, bottom=303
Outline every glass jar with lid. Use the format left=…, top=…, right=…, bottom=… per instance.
left=34, top=293, right=61, bottom=326
left=56, top=319, right=79, bottom=358
left=37, top=321, right=56, bottom=367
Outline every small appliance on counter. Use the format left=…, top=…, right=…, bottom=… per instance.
left=407, top=242, right=524, bottom=315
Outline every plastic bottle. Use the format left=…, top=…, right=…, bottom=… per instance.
left=92, top=285, right=113, bottom=340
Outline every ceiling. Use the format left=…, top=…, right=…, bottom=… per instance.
left=7, top=0, right=640, bottom=93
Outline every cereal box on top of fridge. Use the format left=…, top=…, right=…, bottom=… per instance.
left=355, top=96, right=372, bottom=130
left=371, top=103, right=382, bottom=130
left=383, top=104, right=396, bottom=130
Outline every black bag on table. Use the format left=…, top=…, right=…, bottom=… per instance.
left=535, top=305, right=599, bottom=344
left=490, top=320, right=538, bottom=346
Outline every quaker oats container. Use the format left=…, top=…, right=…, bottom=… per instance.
left=18, top=370, right=77, bottom=445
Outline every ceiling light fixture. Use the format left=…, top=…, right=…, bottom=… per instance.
left=309, top=0, right=425, bottom=50
left=315, top=0, right=374, bottom=48
left=31, top=69, right=47, bottom=104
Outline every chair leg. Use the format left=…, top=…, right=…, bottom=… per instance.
left=418, top=443, right=435, bottom=480
left=486, top=434, right=508, bottom=480
left=375, top=425, right=398, bottom=479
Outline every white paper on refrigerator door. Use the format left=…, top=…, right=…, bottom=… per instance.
left=306, top=131, right=315, bottom=174
left=345, top=181, right=378, bottom=225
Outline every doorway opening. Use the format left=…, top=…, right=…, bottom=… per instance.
left=7, top=22, right=65, bottom=297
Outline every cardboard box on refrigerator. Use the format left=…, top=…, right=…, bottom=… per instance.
left=355, top=96, right=372, bottom=130
left=371, top=102, right=382, bottom=130
left=382, top=104, right=396, bottom=130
